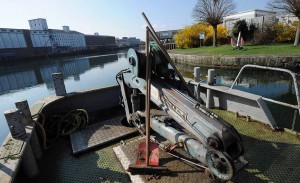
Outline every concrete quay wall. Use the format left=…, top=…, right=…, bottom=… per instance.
left=169, top=53, right=300, bottom=68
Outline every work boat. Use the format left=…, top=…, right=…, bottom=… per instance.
left=1, top=14, right=300, bottom=183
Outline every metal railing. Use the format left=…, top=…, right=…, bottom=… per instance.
left=230, top=64, right=300, bottom=115
left=163, top=43, right=176, bottom=50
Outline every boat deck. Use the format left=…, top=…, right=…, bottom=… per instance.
left=17, top=108, right=300, bottom=183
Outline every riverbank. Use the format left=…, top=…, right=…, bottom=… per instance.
left=172, top=44, right=300, bottom=55
left=170, top=52, right=300, bottom=69
left=170, top=44, right=300, bottom=69
left=0, top=46, right=138, bottom=64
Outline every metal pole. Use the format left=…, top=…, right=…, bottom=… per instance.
left=145, top=27, right=151, bottom=166
left=142, top=12, right=195, bottom=99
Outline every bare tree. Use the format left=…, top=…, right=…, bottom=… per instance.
left=268, top=0, right=300, bottom=46
left=193, top=0, right=235, bottom=47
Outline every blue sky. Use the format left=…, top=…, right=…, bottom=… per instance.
left=0, top=0, right=270, bottom=40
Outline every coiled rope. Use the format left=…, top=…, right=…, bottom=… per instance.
left=32, top=109, right=89, bottom=150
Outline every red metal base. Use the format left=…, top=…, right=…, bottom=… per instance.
left=135, top=141, right=159, bottom=166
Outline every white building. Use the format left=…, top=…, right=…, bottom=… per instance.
left=223, top=9, right=277, bottom=30
left=28, top=18, right=48, bottom=30
left=278, top=13, right=299, bottom=25
left=0, top=28, right=27, bottom=49
left=50, top=27, right=86, bottom=50
left=28, top=18, right=86, bottom=50
left=30, top=30, right=51, bottom=48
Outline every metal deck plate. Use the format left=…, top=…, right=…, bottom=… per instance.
left=27, top=137, right=131, bottom=183
left=70, top=116, right=137, bottom=154
left=113, top=136, right=212, bottom=183
left=212, top=109, right=300, bottom=183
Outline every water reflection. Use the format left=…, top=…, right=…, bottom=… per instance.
left=0, top=70, right=38, bottom=93
left=0, top=54, right=118, bottom=93
left=0, top=53, right=125, bottom=144
left=177, top=63, right=300, bottom=131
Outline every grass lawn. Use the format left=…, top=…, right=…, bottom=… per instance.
left=172, top=44, right=300, bottom=56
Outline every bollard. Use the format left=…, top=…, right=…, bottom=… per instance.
left=16, top=100, right=43, bottom=159
left=15, top=100, right=32, bottom=125
left=52, top=73, right=67, bottom=96
left=207, top=69, right=215, bottom=85
left=194, top=67, right=201, bottom=100
left=22, top=143, right=39, bottom=177
left=4, top=109, right=26, bottom=138
left=206, top=69, right=215, bottom=109
left=206, top=89, right=213, bottom=109
left=194, top=67, right=201, bottom=82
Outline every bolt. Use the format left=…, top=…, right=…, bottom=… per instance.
left=235, top=112, right=239, bottom=118
left=246, top=116, right=251, bottom=122
left=129, top=57, right=135, bottom=66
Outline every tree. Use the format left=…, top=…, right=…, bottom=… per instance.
left=174, top=23, right=229, bottom=48
left=274, top=21, right=299, bottom=43
left=232, top=20, right=257, bottom=42
left=192, top=0, right=235, bottom=47
left=174, top=24, right=209, bottom=49
left=232, top=20, right=249, bottom=39
left=268, top=0, right=300, bottom=46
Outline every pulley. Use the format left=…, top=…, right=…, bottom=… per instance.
left=206, top=149, right=234, bottom=181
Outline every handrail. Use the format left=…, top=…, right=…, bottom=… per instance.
left=230, top=64, right=300, bottom=113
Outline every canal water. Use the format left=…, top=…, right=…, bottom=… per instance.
left=177, top=63, right=300, bottom=133
left=0, top=52, right=299, bottom=144
left=0, top=51, right=128, bottom=144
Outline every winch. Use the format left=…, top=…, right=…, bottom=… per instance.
left=116, top=13, right=245, bottom=181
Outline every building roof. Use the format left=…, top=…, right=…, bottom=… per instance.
left=0, top=28, right=26, bottom=31
left=84, top=34, right=115, bottom=38
left=225, top=9, right=276, bottom=17
left=28, top=18, right=47, bottom=21
left=48, top=29, right=83, bottom=34
left=156, top=29, right=180, bottom=33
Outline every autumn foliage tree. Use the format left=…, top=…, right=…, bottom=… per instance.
left=192, top=0, right=235, bottom=47
left=174, top=24, right=229, bottom=48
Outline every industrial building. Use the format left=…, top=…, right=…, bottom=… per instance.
left=0, top=28, right=39, bottom=58
left=116, top=37, right=141, bottom=47
left=156, top=30, right=179, bottom=43
left=84, top=33, right=116, bottom=50
left=0, top=28, right=27, bottom=49
left=29, top=18, right=86, bottom=51
left=223, top=9, right=277, bottom=30
left=0, top=18, right=142, bottom=59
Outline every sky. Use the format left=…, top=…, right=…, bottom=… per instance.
left=0, top=0, right=270, bottom=41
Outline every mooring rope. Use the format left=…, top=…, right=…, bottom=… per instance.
left=31, top=109, right=89, bottom=150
